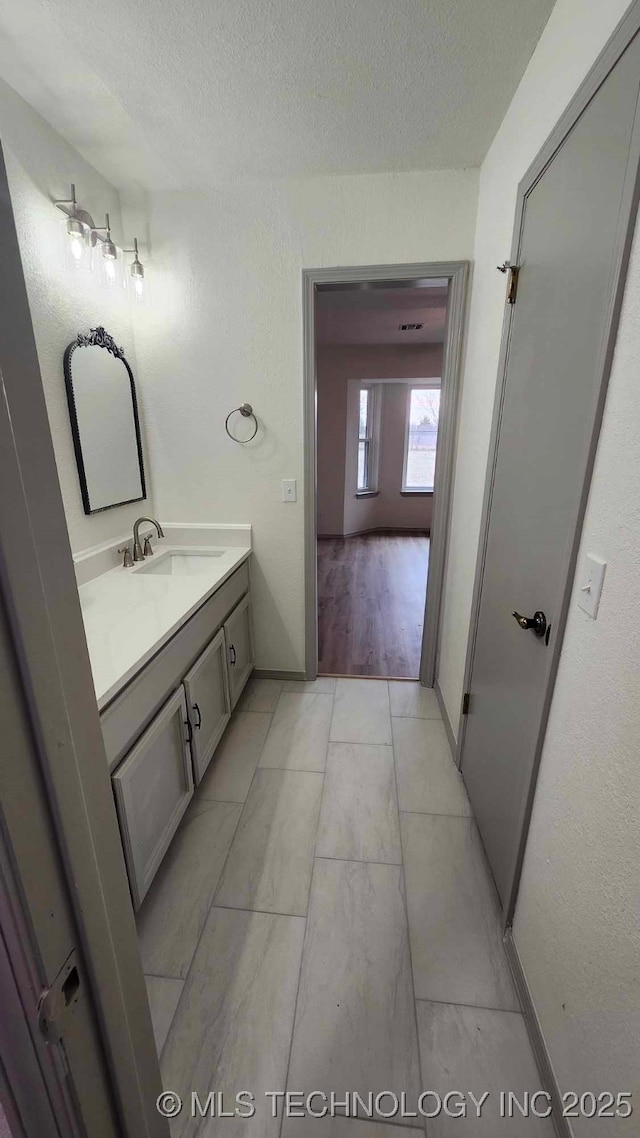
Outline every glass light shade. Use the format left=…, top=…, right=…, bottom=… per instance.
left=98, top=245, right=126, bottom=290
left=128, top=261, right=148, bottom=304
left=61, top=217, right=93, bottom=272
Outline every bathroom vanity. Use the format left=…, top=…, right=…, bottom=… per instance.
left=64, top=330, right=257, bottom=910
left=76, top=530, right=254, bottom=909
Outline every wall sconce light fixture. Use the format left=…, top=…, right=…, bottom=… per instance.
left=124, top=237, right=145, bottom=300
left=54, top=185, right=146, bottom=296
left=54, top=183, right=93, bottom=271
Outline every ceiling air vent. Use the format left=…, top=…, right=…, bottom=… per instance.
left=399, top=322, right=423, bottom=331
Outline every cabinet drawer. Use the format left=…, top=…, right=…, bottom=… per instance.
left=184, top=628, right=231, bottom=783
left=112, top=688, right=194, bottom=910
left=102, top=560, right=248, bottom=770
left=224, top=593, right=255, bottom=709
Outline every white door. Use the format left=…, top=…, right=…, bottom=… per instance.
left=183, top=628, right=231, bottom=783
left=224, top=594, right=255, bottom=708
left=0, top=141, right=166, bottom=1136
left=0, top=598, right=119, bottom=1138
left=461, top=29, right=640, bottom=916
left=113, top=688, right=194, bottom=909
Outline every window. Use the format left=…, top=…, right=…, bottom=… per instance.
left=357, top=383, right=378, bottom=492
left=403, top=385, right=441, bottom=492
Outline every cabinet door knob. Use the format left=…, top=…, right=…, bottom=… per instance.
left=193, top=703, right=202, bottom=729
left=229, top=644, right=236, bottom=666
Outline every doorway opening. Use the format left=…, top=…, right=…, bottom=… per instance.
left=303, top=263, right=468, bottom=684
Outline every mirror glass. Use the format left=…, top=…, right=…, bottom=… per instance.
left=64, top=327, right=146, bottom=514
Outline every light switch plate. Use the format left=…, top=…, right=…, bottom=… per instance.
left=577, top=554, right=606, bottom=619
left=282, top=479, right=297, bottom=502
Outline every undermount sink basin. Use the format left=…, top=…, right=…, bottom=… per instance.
left=136, top=551, right=225, bottom=576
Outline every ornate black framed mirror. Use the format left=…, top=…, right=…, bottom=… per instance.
left=64, top=326, right=147, bottom=515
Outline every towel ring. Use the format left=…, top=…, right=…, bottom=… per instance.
left=225, top=403, right=258, bottom=443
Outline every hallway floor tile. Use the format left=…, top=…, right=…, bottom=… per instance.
left=214, top=768, right=323, bottom=915
left=389, top=681, right=442, bottom=719
left=330, top=678, right=392, bottom=745
left=198, top=710, right=271, bottom=803
left=137, top=798, right=241, bottom=979
left=162, top=907, right=305, bottom=1138
left=287, top=858, right=421, bottom=1123
left=259, top=692, right=333, bottom=771
left=401, top=812, right=518, bottom=1010
left=393, top=718, right=471, bottom=816
left=416, top=1001, right=555, bottom=1135
left=315, top=742, right=401, bottom=864
left=137, top=677, right=548, bottom=1135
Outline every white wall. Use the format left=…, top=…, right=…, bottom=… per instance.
left=438, top=0, right=633, bottom=724
left=126, top=170, right=478, bottom=671
left=515, top=216, right=640, bottom=1128
left=0, top=78, right=153, bottom=554
left=317, top=351, right=348, bottom=536
left=434, top=0, right=639, bottom=1129
left=317, top=344, right=441, bottom=536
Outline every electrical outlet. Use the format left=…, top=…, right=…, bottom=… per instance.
left=282, top=479, right=297, bottom=502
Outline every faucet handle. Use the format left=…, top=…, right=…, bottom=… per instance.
left=118, top=546, right=134, bottom=568
left=143, top=536, right=154, bottom=557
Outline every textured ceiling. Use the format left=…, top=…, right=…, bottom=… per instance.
left=316, top=283, right=449, bottom=346
left=0, top=0, right=554, bottom=191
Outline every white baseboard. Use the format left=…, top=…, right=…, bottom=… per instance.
left=503, top=929, right=572, bottom=1138
left=253, top=668, right=306, bottom=682
left=318, top=526, right=430, bottom=539
left=434, top=678, right=457, bottom=756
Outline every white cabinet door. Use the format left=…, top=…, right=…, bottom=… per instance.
left=224, top=593, right=254, bottom=709
left=112, top=688, right=193, bottom=910
left=183, top=628, right=231, bottom=784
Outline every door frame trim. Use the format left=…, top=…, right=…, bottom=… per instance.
left=457, top=0, right=640, bottom=927
left=303, top=260, right=469, bottom=683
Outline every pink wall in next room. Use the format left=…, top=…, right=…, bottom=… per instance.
left=317, top=343, right=442, bottom=537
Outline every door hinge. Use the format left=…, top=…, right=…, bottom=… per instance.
left=37, top=950, right=82, bottom=1044
left=497, top=261, right=519, bottom=304
left=462, top=692, right=471, bottom=715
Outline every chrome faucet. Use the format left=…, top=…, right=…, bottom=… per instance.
left=132, top=517, right=164, bottom=561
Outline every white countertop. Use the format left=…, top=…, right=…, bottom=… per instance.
left=79, top=545, right=251, bottom=710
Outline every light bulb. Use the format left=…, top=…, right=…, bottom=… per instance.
left=62, top=217, right=92, bottom=272
left=69, top=235, right=84, bottom=261
left=134, top=276, right=144, bottom=298
left=105, top=258, right=116, bottom=280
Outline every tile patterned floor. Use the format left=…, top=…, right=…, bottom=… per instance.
left=137, top=677, right=553, bottom=1136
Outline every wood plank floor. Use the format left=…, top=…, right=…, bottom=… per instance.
left=317, top=533, right=429, bottom=678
